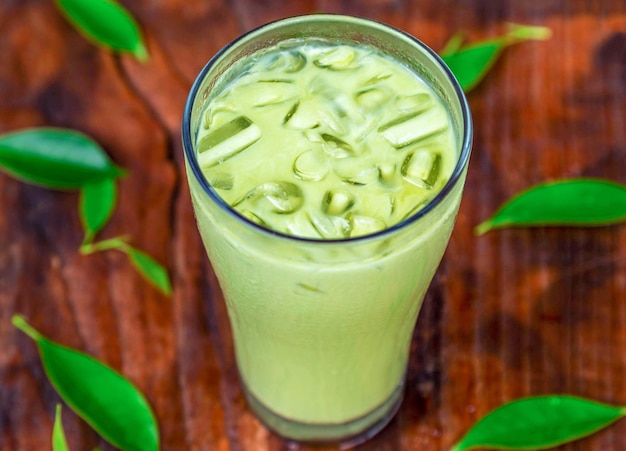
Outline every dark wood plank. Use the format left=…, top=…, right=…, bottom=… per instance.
left=1, top=1, right=626, bottom=450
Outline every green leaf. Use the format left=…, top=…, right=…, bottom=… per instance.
left=0, top=128, right=124, bottom=189
left=79, top=237, right=172, bottom=296
left=442, top=23, right=551, bottom=92
left=452, top=395, right=626, bottom=450
left=12, top=315, right=160, bottom=451
left=80, top=178, right=118, bottom=245
left=125, top=246, right=172, bottom=296
left=54, top=0, right=149, bottom=61
left=53, top=404, right=70, bottom=451
left=476, top=178, right=626, bottom=234
left=442, top=39, right=504, bottom=92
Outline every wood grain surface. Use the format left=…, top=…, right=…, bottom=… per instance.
left=1, top=1, right=626, bottom=450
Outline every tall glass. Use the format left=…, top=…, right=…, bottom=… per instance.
left=182, top=14, right=471, bottom=446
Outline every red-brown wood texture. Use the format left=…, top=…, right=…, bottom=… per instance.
left=1, top=1, right=626, bottom=450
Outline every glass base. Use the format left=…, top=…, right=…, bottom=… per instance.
left=243, top=380, right=405, bottom=447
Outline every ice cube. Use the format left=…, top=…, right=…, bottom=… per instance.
left=208, top=172, right=233, bottom=190
left=394, top=93, right=432, bottom=112
left=246, top=80, right=298, bottom=107
left=202, top=103, right=237, bottom=130
left=285, top=215, right=316, bottom=238
left=312, top=46, right=359, bottom=71
left=322, top=190, right=355, bottom=215
left=351, top=55, right=394, bottom=87
left=257, top=181, right=304, bottom=214
left=240, top=209, right=267, bottom=226
left=304, top=130, right=323, bottom=143
left=320, top=133, right=355, bottom=158
left=267, top=49, right=307, bottom=73
left=293, top=149, right=329, bottom=182
left=308, top=211, right=350, bottom=239
left=332, top=153, right=379, bottom=185
left=283, top=100, right=321, bottom=130
left=401, top=150, right=441, bottom=189
left=198, top=116, right=261, bottom=168
left=283, top=99, right=347, bottom=135
left=326, top=93, right=351, bottom=119
left=343, top=167, right=378, bottom=186
left=361, top=71, right=393, bottom=87
left=355, top=88, right=391, bottom=111
left=378, top=108, right=447, bottom=148
left=378, top=163, right=397, bottom=185
left=348, top=214, right=386, bottom=237
left=319, top=106, right=348, bottom=136
left=300, top=76, right=351, bottom=135
left=284, top=50, right=307, bottom=73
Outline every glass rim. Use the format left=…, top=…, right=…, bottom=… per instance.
left=182, top=13, right=473, bottom=244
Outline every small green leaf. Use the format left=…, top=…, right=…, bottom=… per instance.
left=0, top=128, right=124, bottom=189
left=442, top=23, right=551, bottom=92
left=125, top=246, right=172, bottom=296
left=54, top=0, right=149, bottom=61
left=53, top=404, right=70, bottom=451
left=80, top=178, right=118, bottom=245
left=452, top=395, right=626, bottom=451
left=12, top=315, right=160, bottom=451
left=476, top=178, right=626, bottom=234
left=443, top=39, right=503, bottom=92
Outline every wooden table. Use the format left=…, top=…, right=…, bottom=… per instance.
left=2, top=1, right=626, bottom=450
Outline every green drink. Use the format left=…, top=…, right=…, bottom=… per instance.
left=182, top=15, right=472, bottom=445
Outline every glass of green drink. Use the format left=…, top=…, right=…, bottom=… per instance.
left=182, top=14, right=471, bottom=446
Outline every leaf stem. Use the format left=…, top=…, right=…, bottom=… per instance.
left=440, top=32, right=465, bottom=57
left=12, top=315, right=43, bottom=341
left=133, top=41, right=150, bottom=63
left=53, top=403, right=70, bottom=451
left=81, top=232, right=95, bottom=248
left=80, top=235, right=130, bottom=255
left=505, top=23, right=553, bottom=43
left=474, top=220, right=493, bottom=235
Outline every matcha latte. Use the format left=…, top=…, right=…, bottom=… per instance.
left=182, top=15, right=472, bottom=446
